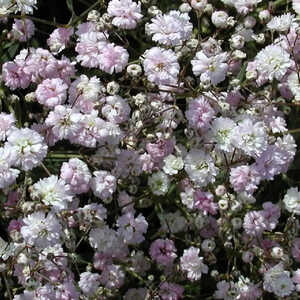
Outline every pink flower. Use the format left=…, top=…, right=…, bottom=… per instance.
left=194, top=190, right=218, bottom=215
left=2, top=61, right=31, bottom=90
left=180, top=246, right=208, bottom=281
left=60, top=158, right=91, bottom=194
left=108, top=0, right=143, bottom=29
left=230, top=165, right=260, bottom=195
left=0, top=113, right=16, bottom=141
left=146, top=138, right=174, bottom=163
left=10, top=18, right=35, bottom=42
left=191, top=51, right=228, bottom=85
left=243, top=211, right=267, bottom=236
left=142, top=47, right=180, bottom=86
left=292, top=238, right=300, bottom=262
left=35, top=78, right=68, bottom=108
left=98, top=43, right=129, bottom=74
left=47, top=27, right=74, bottom=54
left=159, top=282, right=184, bottom=300
left=185, top=96, right=215, bottom=130
left=149, top=238, right=177, bottom=266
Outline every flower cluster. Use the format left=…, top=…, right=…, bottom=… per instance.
left=0, top=0, right=300, bottom=299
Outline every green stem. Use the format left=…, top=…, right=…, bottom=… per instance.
left=9, top=14, right=65, bottom=28
left=273, top=0, right=291, bottom=9
left=71, top=0, right=102, bottom=26
left=286, top=128, right=300, bottom=134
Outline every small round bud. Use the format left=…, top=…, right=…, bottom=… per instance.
left=179, top=3, right=192, bottom=13
left=244, top=16, right=256, bottom=28
left=259, top=10, right=271, bottom=22
left=127, top=64, right=142, bottom=77
left=218, top=199, right=228, bottom=210
left=246, top=70, right=258, bottom=80
left=230, top=35, right=245, bottom=49
left=242, top=251, right=254, bottom=263
left=271, top=246, right=284, bottom=259
left=148, top=6, right=161, bottom=16
left=25, top=92, right=36, bottom=103
left=87, top=10, right=100, bottom=22
left=106, top=81, right=120, bottom=95
left=201, top=239, right=216, bottom=252
left=211, top=11, right=228, bottom=28
left=231, top=217, right=242, bottom=230
left=215, top=185, right=226, bottom=197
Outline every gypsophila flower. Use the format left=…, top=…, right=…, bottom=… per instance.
left=0, top=112, right=16, bottom=141
left=148, top=10, right=192, bottom=46
left=150, top=238, right=177, bottom=266
left=107, top=0, right=143, bottom=29
left=142, top=47, right=180, bottom=86
left=5, top=127, right=48, bottom=171
left=283, top=187, right=300, bottom=215
left=148, top=171, right=170, bottom=195
left=35, top=78, right=68, bottom=108
left=47, top=27, right=73, bottom=54
left=31, top=175, right=74, bottom=211
left=293, top=0, right=300, bottom=14
left=191, top=51, right=228, bottom=85
left=78, top=272, right=100, bottom=296
left=185, top=96, right=215, bottom=131
left=163, top=154, right=184, bottom=175
left=20, top=211, right=62, bottom=248
left=10, top=18, right=35, bottom=42
left=253, top=44, right=292, bottom=82
left=180, top=246, right=208, bottom=281
left=184, top=149, right=218, bottom=187
left=267, top=13, right=295, bottom=32
left=60, top=158, right=91, bottom=194
left=287, top=72, right=300, bottom=101
left=91, top=170, right=116, bottom=202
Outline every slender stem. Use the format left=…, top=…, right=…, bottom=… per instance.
left=71, top=0, right=102, bottom=26
left=40, top=162, right=52, bottom=176
left=9, top=14, right=65, bottom=28
left=286, top=128, right=300, bottom=134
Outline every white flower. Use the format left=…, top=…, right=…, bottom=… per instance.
left=208, top=117, right=236, bottom=152
left=31, top=175, right=74, bottom=211
left=15, top=0, right=37, bottom=14
left=21, top=211, right=62, bottom=248
left=283, top=187, right=300, bottom=215
left=148, top=171, right=170, bottom=195
left=211, top=11, right=229, bottom=28
left=287, top=72, right=300, bottom=102
left=263, top=263, right=294, bottom=297
left=89, top=225, right=118, bottom=252
left=163, top=154, right=184, bottom=175
left=293, top=0, right=300, bottom=14
left=231, top=118, right=268, bottom=158
left=148, top=10, right=193, bottom=46
left=267, top=13, right=295, bottom=32
left=180, top=247, right=208, bottom=281
left=191, top=51, right=228, bottom=85
left=0, top=147, right=20, bottom=189
left=91, top=170, right=116, bottom=202
left=5, top=128, right=48, bottom=171
left=184, top=149, right=218, bottom=187
left=254, top=45, right=292, bottom=81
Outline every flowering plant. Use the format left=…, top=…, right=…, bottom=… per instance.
left=0, top=0, right=300, bottom=299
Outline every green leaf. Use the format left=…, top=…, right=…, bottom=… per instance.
left=8, top=43, right=19, bottom=60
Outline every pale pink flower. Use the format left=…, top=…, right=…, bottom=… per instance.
left=185, top=96, right=215, bottom=130
left=191, top=51, right=228, bottom=85
left=142, top=47, right=180, bottom=86
left=47, top=27, right=74, bottom=54
left=10, top=18, right=35, bottom=42
left=98, top=43, right=129, bottom=74
left=5, top=128, right=48, bottom=171
left=79, top=272, right=100, bottom=296
left=107, top=0, right=143, bottom=29
left=159, top=282, right=184, bottom=300
left=91, top=170, right=117, bottom=201
left=35, top=78, right=68, bottom=108
left=180, top=246, right=208, bottom=281
left=102, top=95, right=131, bottom=124
left=230, top=165, right=260, bottom=195
left=148, top=10, right=192, bottom=46
left=0, top=113, right=16, bottom=141
left=60, top=158, right=91, bottom=194
left=194, top=190, right=218, bottom=215
left=150, top=238, right=177, bottom=266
